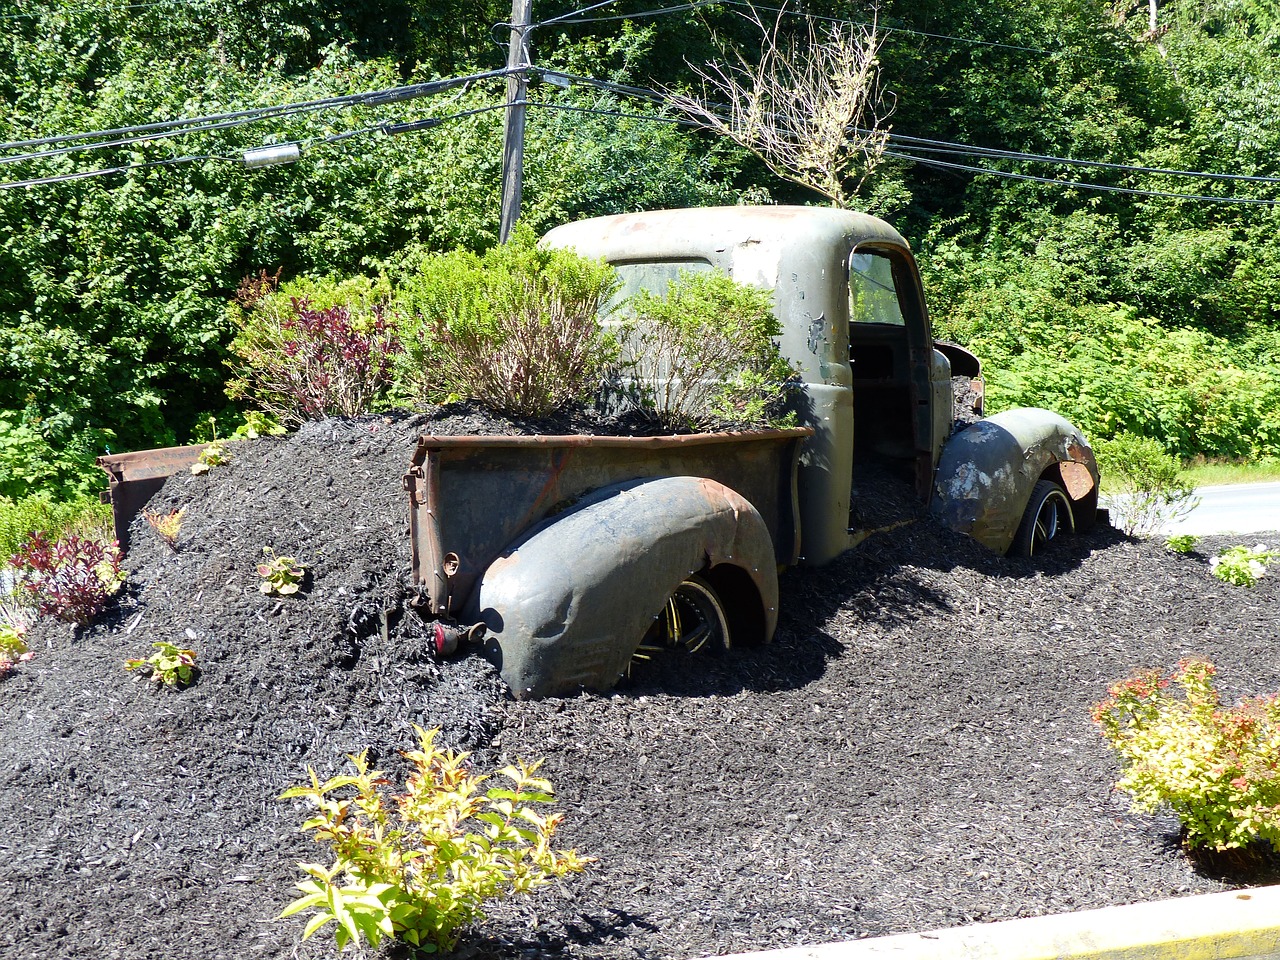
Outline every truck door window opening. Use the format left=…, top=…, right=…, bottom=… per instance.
left=849, top=251, right=906, bottom=326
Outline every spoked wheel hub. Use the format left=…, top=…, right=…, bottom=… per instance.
left=632, top=574, right=731, bottom=670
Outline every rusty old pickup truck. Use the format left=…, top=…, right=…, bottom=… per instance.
left=100, top=205, right=1098, bottom=699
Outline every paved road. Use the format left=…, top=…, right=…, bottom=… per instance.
left=1117, top=480, right=1280, bottom=536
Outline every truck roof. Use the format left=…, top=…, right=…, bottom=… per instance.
left=540, top=205, right=911, bottom=264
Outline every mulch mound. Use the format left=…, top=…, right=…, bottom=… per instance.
left=1, top=410, right=1277, bottom=960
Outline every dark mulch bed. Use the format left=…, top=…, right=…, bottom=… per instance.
left=2, top=409, right=1278, bottom=960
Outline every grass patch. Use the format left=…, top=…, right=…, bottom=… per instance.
left=1181, top=458, right=1280, bottom=487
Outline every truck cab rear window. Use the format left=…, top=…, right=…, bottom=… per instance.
left=604, top=259, right=714, bottom=320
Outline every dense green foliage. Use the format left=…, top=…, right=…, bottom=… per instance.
left=0, top=495, right=111, bottom=561
left=392, top=228, right=621, bottom=415
left=2, top=0, right=1278, bottom=497
left=0, top=2, right=742, bottom=495
left=622, top=272, right=794, bottom=429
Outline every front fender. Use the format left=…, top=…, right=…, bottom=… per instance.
left=467, top=475, right=778, bottom=699
left=931, top=408, right=1099, bottom=554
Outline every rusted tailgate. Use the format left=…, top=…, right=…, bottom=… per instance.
left=403, top=428, right=811, bottom=617
left=98, top=445, right=207, bottom=549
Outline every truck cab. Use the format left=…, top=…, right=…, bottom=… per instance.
left=543, top=205, right=1094, bottom=562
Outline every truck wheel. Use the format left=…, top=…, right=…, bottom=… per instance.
left=1011, top=480, right=1075, bottom=558
left=636, top=574, right=731, bottom=661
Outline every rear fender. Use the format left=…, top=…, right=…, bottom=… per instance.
left=931, top=408, right=1099, bottom=554
left=467, top=475, right=778, bottom=699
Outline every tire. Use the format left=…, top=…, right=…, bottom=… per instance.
left=635, top=573, right=731, bottom=663
left=1010, top=480, right=1075, bottom=558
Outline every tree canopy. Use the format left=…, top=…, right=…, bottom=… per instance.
left=1, top=0, right=1278, bottom=499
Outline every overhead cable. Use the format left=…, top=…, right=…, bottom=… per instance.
left=719, top=0, right=1071, bottom=58
left=0, top=0, right=201, bottom=19
left=551, top=70, right=1280, bottom=187
left=0, top=67, right=517, bottom=158
left=889, top=152, right=1278, bottom=205
left=889, top=135, right=1280, bottom=186
left=0, top=100, right=510, bottom=191
left=539, top=0, right=721, bottom=26
left=0, top=152, right=229, bottom=190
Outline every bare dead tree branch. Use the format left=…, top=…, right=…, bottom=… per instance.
left=665, top=3, right=891, bottom=208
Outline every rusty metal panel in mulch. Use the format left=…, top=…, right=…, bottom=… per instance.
left=97, top=445, right=208, bottom=550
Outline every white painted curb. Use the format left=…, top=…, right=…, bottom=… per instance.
left=706, top=886, right=1280, bottom=960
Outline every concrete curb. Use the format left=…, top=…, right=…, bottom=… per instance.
left=706, top=886, right=1280, bottom=960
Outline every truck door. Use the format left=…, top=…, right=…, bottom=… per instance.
left=846, top=246, right=942, bottom=498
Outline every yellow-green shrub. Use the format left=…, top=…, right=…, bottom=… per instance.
left=392, top=228, right=619, bottom=417
left=279, top=727, right=589, bottom=953
left=1093, top=659, right=1280, bottom=851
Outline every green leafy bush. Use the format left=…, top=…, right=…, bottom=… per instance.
left=1165, top=534, right=1199, bottom=554
left=0, top=495, right=112, bottom=560
left=619, top=271, right=794, bottom=430
left=0, top=417, right=111, bottom=503
left=1093, top=433, right=1198, bottom=537
left=124, top=641, right=198, bottom=688
left=926, top=247, right=1280, bottom=464
left=393, top=229, right=620, bottom=417
left=279, top=727, right=589, bottom=953
left=1093, top=659, right=1280, bottom=851
left=1210, top=544, right=1277, bottom=587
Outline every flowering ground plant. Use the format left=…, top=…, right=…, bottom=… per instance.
left=1210, top=544, right=1277, bottom=587
left=1093, top=658, right=1280, bottom=851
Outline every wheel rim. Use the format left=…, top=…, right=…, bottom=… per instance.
left=634, top=577, right=731, bottom=666
left=1031, top=491, right=1069, bottom=553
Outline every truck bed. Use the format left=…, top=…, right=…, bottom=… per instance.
left=403, top=428, right=811, bottom=617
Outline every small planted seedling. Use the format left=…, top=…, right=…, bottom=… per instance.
left=1165, top=534, right=1198, bottom=554
left=143, top=508, right=185, bottom=550
left=191, top=441, right=230, bottom=475
left=125, top=640, right=197, bottom=688
left=258, top=547, right=306, bottom=595
left=1210, top=544, right=1278, bottom=587
left=0, top=624, right=33, bottom=678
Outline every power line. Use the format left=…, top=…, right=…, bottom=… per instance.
left=539, top=0, right=721, bottom=26
left=4, top=61, right=1273, bottom=207
left=889, top=152, right=1278, bottom=205
left=888, top=134, right=1280, bottom=186
left=0, top=0, right=206, bottom=20
left=719, top=0, right=1076, bottom=59
left=535, top=0, right=624, bottom=28
left=0, top=68, right=517, bottom=159
left=0, top=101, right=512, bottom=191
left=527, top=98, right=701, bottom=127
left=0, top=151, right=230, bottom=190
left=551, top=70, right=1280, bottom=188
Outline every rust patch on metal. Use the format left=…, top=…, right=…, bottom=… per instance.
left=409, top=427, right=812, bottom=463
left=1059, top=459, right=1096, bottom=500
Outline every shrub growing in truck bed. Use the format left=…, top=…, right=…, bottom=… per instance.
left=393, top=229, right=620, bottom=418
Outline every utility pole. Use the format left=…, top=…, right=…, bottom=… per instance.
left=499, top=0, right=532, bottom=243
